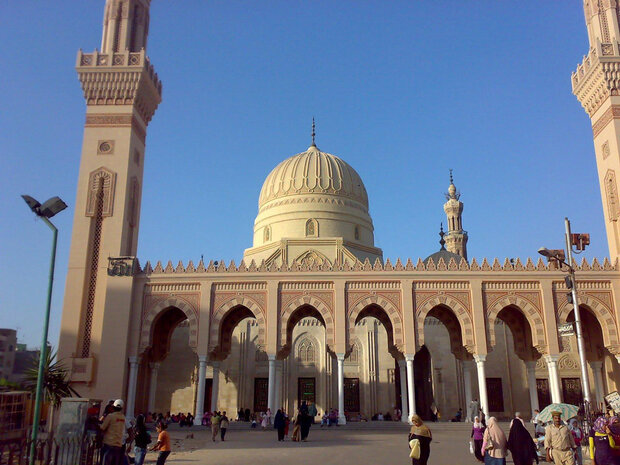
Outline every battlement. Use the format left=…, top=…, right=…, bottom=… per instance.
left=138, top=256, right=619, bottom=275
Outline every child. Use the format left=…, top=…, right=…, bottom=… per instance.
left=150, top=421, right=171, bottom=465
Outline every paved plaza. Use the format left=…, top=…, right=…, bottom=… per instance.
left=138, top=422, right=526, bottom=465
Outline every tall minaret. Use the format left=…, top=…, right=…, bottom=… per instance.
left=443, top=171, right=468, bottom=260
left=573, top=1, right=620, bottom=259
left=58, top=0, right=161, bottom=399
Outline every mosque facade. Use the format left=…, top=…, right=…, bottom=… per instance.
left=57, top=0, right=620, bottom=423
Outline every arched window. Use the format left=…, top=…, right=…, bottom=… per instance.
left=263, top=226, right=271, bottom=242
left=297, top=338, right=315, bottom=363
left=305, top=219, right=318, bottom=237
left=354, top=225, right=360, bottom=240
left=346, top=342, right=360, bottom=363
left=255, top=349, right=268, bottom=362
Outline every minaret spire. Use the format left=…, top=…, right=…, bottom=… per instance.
left=443, top=171, right=468, bottom=259
left=439, top=223, right=446, bottom=250
left=311, top=117, right=316, bottom=147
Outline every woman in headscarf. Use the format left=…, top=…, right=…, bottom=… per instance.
left=471, top=416, right=486, bottom=462
left=482, top=417, right=508, bottom=465
left=273, top=409, right=285, bottom=441
left=507, top=416, right=538, bottom=465
left=408, top=414, right=432, bottom=465
left=589, top=416, right=618, bottom=465
left=568, top=418, right=584, bottom=465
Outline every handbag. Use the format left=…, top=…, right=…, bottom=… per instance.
left=409, top=439, right=420, bottom=459
left=469, top=441, right=474, bottom=454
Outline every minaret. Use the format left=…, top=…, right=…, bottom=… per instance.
left=443, top=171, right=468, bottom=260
left=573, top=1, right=620, bottom=259
left=58, top=0, right=161, bottom=398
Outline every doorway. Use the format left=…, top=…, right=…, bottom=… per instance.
left=254, top=378, right=268, bottom=413
left=298, top=377, right=316, bottom=405
left=414, top=346, right=433, bottom=420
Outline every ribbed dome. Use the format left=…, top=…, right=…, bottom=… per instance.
left=258, top=145, right=369, bottom=209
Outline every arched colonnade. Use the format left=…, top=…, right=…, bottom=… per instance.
left=125, top=278, right=620, bottom=424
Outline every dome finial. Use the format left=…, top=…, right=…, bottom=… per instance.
left=449, top=168, right=453, bottom=185
left=439, top=223, right=446, bottom=250
left=311, top=117, right=316, bottom=147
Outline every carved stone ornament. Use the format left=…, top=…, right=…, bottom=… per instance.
left=107, top=256, right=136, bottom=277
left=97, top=140, right=114, bottom=155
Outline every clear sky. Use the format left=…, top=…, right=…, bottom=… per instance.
left=0, top=1, right=604, bottom=349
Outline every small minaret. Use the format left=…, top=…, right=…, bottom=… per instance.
left=443, top=170, right=468, bottom=260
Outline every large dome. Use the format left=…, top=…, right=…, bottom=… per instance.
left=258, top=144, right=369, bottom=208
left=245, top=144, right=381, bottom=264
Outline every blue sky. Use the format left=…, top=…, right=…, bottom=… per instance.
left=0, top=1, right=603, bottom=348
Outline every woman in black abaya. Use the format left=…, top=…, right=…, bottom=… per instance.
left=507, top=417, right=539, bottom=465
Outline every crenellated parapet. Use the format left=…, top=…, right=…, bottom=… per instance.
left=138, top=256, right=619, bottom=275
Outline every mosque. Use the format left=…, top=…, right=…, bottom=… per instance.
left=57, top=0, right=620, bottom=423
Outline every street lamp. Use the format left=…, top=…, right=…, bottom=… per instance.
left=21, top=195, right=67, bottom=464
left=538, top=217, right=591, bottom=405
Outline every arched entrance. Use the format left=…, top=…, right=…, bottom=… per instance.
left=137, top=306, right=196, bottom=415
left=417, top=304, right=468, bottom=421
left=281, top=305, right=328, bottom=417
left=487, top=305, right=541, bottom=417
left=351, top=304, right=402, bottom=420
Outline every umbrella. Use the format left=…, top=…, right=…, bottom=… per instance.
left=537, top=403, right=580, bottom=423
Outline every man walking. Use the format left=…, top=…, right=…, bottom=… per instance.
left=100, top=399, right=126, bottom=465
left=468, top=398, right=480, bottom=423
left=544, top=411, right=577, bottom=465
left=308, top=401, right=317, bottom=424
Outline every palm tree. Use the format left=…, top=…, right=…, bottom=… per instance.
left=24, top=349, right=79, bottom=433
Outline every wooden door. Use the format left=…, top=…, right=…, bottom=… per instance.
left=254, top=378, right=268, bottom=413
left=536, top=378, right=551, bottom=409
left=486, top=378, right=504, bottom=412
left=562, top=378, right=583, bottom=405
left=298, top=377, right=316, bottom=404
left=344, top=378, right=360, bottom=413
left=203, top=378, right=213, bottom=413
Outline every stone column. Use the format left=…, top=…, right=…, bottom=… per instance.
left=405, top=354, right=416, bottom=421
left=267, top=355, right=276, bottom=411
left=462, top=361, right=473, bottom=421
left=590, top=361, right=605, bottom=407
left=525, top=361, right=540, bottom=414
left=398, top=359, right=408, bottom=423
left=147, top=362, right=160, bottom=413
left=275, top=359, right=283, bottom=411
left=194, top=356, right=208, bottom=424
left=337, top=353, right=346, bottom=424
left=125, top=356, right=139, bottom=419
left=544, top=355, right=562, bottom=403
left=473, top=355, right=489, bottom=416
left=211, top=361, right=220, bottom=411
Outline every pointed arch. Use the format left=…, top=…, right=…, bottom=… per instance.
left=486, top=296, right=546, bottom=352
left=416, top=295, right=474, bottom=351
left=305, top=218, right=318, bottom=237
left=557, top=294, right=619, bottom=348
left=85, top=167, right=116, bottom=217
left=280, top=297, right=334, bottom=353
left=210, top=295, right=266, bottom=353
left=140, top=296, right=198, bottom=354
left=348, top=296, right=404, bottom=353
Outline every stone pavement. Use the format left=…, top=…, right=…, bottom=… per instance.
left=139, top=422, right=513, bottom=465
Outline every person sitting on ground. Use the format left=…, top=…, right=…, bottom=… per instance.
left=378, top=412, right=384, bottom=421
left=385, top=412, right=392, bottom=421
left=320, top=412, right=328, bottom=427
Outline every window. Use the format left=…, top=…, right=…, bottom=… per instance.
left=305, top=219, right=318, bottom=237
left=486, top=378, right=504, bottom=412
left=354, top=225, right=360, bottom=240
left=263, top=226, right=271, bottom=242
left=346, top=342, right=360, bottom=363
left=298, top=339, right=315, bottom=363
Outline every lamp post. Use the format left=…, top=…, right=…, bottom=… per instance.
left=21, top=195, right=67, bottom=464
left=538, top=217, right=591, bottom=405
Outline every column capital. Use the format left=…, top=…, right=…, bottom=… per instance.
left=149, top=362, right=160, bottom=370
left=589, top=360, right=604, bottom=369
left=211, top=360, right=221, bottom=369
left=128, top=356, right=139, bottom=365
left=473, top=354, right=486, bottom=364
left=405, top=354, right=415, bottom=362
left=336, top=353, right=345, bottom=361
left=544, top=354, right=560, bottom=364
left=397, top=359, right=406, bottom=368
left=198, top=355, right=208, bottom=363
left=268, top=354, right=276, bottom=362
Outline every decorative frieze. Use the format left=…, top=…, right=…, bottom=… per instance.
left=482, top=282, right=539, bottom=290
left=413, top=281, right=470, bottom=290
left=281, top=282, right=333, bottom=290
left=146, top=283, right=200, bottom=293
left=213, top=282, right=266, bottom=291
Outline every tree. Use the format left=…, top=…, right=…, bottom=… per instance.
left=24, top=349, right=79, bottom=434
